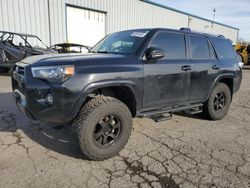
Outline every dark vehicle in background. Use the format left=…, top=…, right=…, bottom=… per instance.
left=50, top=43, right=90, bottom=54
left=0, top=31, right=56, bottom=72
left=12, top=28, right=242, bottom=160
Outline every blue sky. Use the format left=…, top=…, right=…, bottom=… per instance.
left=153, top=0, right=250, bottom=41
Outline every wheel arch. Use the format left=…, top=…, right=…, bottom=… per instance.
left=207, top=74, right=234, bottom=101
left=83, top=80, right=138, bottom=117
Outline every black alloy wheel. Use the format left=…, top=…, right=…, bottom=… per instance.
left=202, top=82, right=231, bottom=120
left=93, top=115, right=121, bottom=147
left=213, top=92, right=226, bottom=112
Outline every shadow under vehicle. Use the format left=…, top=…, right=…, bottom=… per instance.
left=0, top=31, right=56, bottom=72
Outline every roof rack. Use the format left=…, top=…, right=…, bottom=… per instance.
left=180, top=27, right=191, bottom=32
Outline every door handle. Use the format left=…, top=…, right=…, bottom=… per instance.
left=212, top=65, right=221, bottom=70
left=181, top=65, right=192, bottom=71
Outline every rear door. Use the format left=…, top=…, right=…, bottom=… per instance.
left=188, top=35, right=220, bottom=103
left=143, top=31, right=192, bottom=109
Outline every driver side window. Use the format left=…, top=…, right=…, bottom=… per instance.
left=151, top=32, right=186, bottom=60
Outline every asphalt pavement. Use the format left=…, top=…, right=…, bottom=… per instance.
left=0, top=70, right=249, bottom=188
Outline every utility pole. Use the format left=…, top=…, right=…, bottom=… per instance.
left=188, top=16, right=192, bottom=28
left=211, top=8, right=216, bottom=28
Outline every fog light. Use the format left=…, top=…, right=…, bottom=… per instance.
left=45, top=93, right=53, bottom=105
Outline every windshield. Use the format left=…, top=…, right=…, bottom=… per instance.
left=26, top=36, right=48, bottom=49
left=91, top=29, right=150, bottom=55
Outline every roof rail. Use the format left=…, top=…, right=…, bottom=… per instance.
left=180, top=27, right=191, bottom=32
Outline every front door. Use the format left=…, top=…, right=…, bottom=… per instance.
left=143, top=31, right=191, bottom=110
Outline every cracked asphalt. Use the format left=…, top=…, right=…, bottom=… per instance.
left=0, top=70, right=250, bottom=188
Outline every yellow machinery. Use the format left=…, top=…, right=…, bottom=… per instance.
left=234, top=43, right=250, bottom=65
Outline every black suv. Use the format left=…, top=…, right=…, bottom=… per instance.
left=12, top=28, right=242, bottom=160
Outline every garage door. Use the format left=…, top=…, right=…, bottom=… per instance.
left=66, top=6, right=106, bottom=47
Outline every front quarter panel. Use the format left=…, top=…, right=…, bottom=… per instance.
left=13, top=55, right=144, bottom=124
left=65, top=58, right=144, bottom=121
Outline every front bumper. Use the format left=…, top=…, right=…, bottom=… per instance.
left=12, top=63, right=87, bottom=124
left=14, top=89, right=36, bottom=120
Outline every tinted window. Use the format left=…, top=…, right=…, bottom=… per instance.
left=190, top=36, right=210, bottom=59
left=210, top=38, right=236, bottom=59
left=151, top=32, right=186, bottom=59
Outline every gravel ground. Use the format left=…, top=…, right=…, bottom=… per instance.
left=0, top=70, right=250, bottom=188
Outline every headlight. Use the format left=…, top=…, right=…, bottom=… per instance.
left=31, top=65, right=75, bottom=82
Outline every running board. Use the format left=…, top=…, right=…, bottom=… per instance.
left=138, top=103, right=203, bottom=117
left=151, top=113, right=172, bottom=122
left=185, top=106, right=203, bottom=115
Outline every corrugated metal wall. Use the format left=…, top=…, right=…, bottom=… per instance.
left=0, top=0, right=239, bottom=46
left=0, top=0, right=51, bottom=45
left=189, top=17, right=239, bottom=43
left=48, top=0, right=192, bottom=45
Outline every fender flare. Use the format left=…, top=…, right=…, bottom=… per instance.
left=206, top=73, right=235, bottom=101
left=71, top=80, right=138, bottom=119
left=84, top=80, right=137, bottom=96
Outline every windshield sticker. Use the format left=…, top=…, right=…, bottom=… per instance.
left=131, top=31, right=149, bottom=38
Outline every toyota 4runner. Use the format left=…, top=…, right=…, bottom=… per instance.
left=12, top=28, right=242, bottom=160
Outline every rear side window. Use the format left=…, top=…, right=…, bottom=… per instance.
left=190, top=35, right=210, bottom=59
left=151, top=32, right=186, bottom=59
left=210, top=38, right=236, bottom=59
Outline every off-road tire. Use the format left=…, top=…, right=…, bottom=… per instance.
left=73, top=96, right=132, bottom=160
left=203, top=82, right=231, bottom=120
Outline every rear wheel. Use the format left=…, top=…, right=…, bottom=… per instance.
left=203, top=83, right=231, bottom=120
left=73, top=96, right=132, bottom=160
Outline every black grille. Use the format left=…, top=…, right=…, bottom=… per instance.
left=12, top=65, right=25, bottom=94
left=13, top=65, right=25, bottom=83
left=17, top=66, right=24, bottom=76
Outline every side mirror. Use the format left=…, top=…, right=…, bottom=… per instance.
left=146, top=47, right=165, bottom=61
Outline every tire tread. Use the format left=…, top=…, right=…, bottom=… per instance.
left=72, top=96, right=132, bottom=160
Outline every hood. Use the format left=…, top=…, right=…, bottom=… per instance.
left=21, top=53, right=133, bottom=67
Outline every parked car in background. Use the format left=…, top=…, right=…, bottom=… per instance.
left=0, top=31, right=56, bottom=72
left=50, top=43, right=90, bottom=54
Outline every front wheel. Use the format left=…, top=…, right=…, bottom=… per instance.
left=203, top=83, right=231, bottom=120
left=73, top=96, right=132, bottom=160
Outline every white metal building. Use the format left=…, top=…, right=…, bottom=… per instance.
left=0, top=0, right=239, bottom=47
